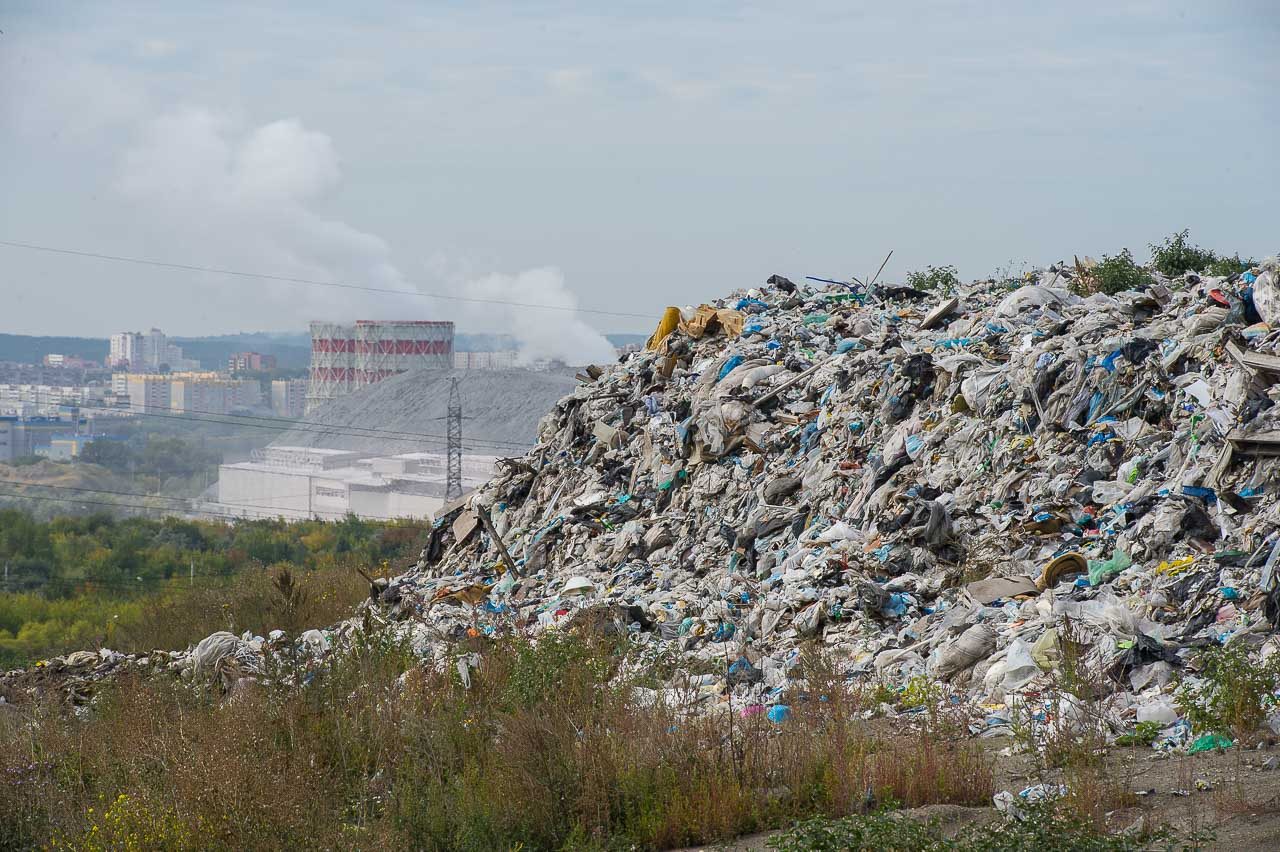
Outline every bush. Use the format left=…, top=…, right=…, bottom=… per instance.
left=906, top=265, right=961, bottom=293
left=0, top=637, right=995, bottom=850
left=1150, top=229, right=1218, bottom=276
left=1072, top=250, right=1151, bottom=296
left=1175, top=642, right=1280, bottom=738
left=1205, top=254, right=1257, bottom=278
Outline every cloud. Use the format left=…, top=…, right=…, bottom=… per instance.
left=113, top=107, right=615, bottom=363
left=138, top=38, right=180, bottom=59
left=548, top=67, right=594, bottom=95
left=115, top=107, right=421, bottom=324
left=0, top=37, right=149, bottom=146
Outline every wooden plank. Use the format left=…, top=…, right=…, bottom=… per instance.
left=920, top=297, right=960, bottom=330
left=476, top=506, right=523, bottom=578
left=1226, top=341, right=1280, bottom=378
left=1228, top=429, right=1280, bottom=456
left=1205, top=443, right=1234, bottom=489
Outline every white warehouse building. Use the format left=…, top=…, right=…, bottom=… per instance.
left=214, top=445, right=498, bottom=521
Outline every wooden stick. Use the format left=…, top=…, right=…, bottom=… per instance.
left=754, top=354, right=844, bottom=408
left=477, top=506, right=524, bottom=578
left=869, top=250, right=894, bottom=288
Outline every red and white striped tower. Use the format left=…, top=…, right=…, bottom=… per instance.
left=305, top=321, right=355, bottom=414
left=354, top=320, right=454, bottom=389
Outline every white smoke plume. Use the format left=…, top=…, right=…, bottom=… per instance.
left=117, top=108, right=421, bottom=325
left=115, top=108, right=616, bottom=364
left=461, top=267, right=618, bottom=365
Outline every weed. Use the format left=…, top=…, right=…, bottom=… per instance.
left=1150, top=230, right=1218, bottom=277
left=1113, top=721, right=1162, bottom=747
left=51, top=793, right=201, bottom=851
left=767, top=807, right=942, bottom=851
left=907, top=265, right=962, bottom=293
left=1072, top=250, right=1151, bottom=296
left=1205, top=254, right=1257, bottom=278
left=767, top=800, right=1205, bottom=851
left=1175, top=642, right=1280, bottom=740
left=0, top=635, right=995, bottom=850
left=899, top=674, right=943, bottom=710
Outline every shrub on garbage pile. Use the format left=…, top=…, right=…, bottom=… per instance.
left=906, top=265, right=961, bottom=293
left=1071, top=250, right=1151, bottom=296
left=1149, top=229, right=1219, bottom=277
left=766, top=800, right=1204, bottom=852
left=1175, top=642, right=1280, bottom=739
left=898, top=674, right=943, bottom=710
left=1205, top=253, right=1257, bottom=278
left=1113, top=720, right=1162, bottom=747
left=0, top=635, right=995, bottom=851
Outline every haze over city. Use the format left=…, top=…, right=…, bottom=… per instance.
left=2, top=1, right=1276, bottom=362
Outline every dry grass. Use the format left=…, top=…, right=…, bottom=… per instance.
left=110, top=564, right=369, bottom=653
left=0, top=634, right=996, bottom=851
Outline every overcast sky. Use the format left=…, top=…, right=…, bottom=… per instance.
left=1, top=2, right=1276, bottom=359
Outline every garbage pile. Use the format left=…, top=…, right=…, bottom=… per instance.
left=386, top=256, right=1280, bottom=739
left=9, top=255, right=1280, bottom=749
left=0, top=627, right=345, bottom=710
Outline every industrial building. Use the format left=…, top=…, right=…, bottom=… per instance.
left=35, top=435, right=94, bottom=461
left=454, top=350, right=518, bottom=370
left=305, top=320, right=454, bottom=413
left=215, top=445, right=496, bottom=520
left=0, top=416, right=89, bottom=463
left=271, top=379, right=307, bottom=419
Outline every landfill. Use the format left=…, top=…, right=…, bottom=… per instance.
left=8, top=255, right=1280, bottom=751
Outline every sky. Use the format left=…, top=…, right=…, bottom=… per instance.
left=1, top=1, right=1277, bottom=361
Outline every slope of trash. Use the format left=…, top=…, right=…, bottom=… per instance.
left=393, top=258, right=1280, bottom=743
left=9, top=257, right=1280, bottom=754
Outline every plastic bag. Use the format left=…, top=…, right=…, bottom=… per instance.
left=1002, top=639, right=1041, bottom=691
left=1088, top=548, right=1132, bottom=585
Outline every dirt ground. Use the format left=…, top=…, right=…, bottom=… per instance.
left=675, top=743, right=1280, bottom=851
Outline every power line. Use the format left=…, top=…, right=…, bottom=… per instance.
left=0, top=238, right=656, bottom=320
left=0, top=478, right=318, bottom=515
left=0, top=488, right=316, bottom=522
left=39, top=395, right=536, bottom=453
left=50, top=392, right=533, bottom=448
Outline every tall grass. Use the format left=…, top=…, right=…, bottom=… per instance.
left=0, top=633, right=994, bottom=850
left=0, top=565, right=368, bottom=667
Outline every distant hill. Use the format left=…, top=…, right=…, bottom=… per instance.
left=0, top=333, right=310, bottom=370
left=0, top=334, right=108, bottom=364
left=170, top=338, right=311, bottom=370
left=0, top=329, right=644, bottom=370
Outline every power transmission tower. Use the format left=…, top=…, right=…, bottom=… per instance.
left=446, top=377, right=463, bottom=501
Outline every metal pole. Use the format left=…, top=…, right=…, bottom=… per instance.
left=446, top=377, right=463, bottom=501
